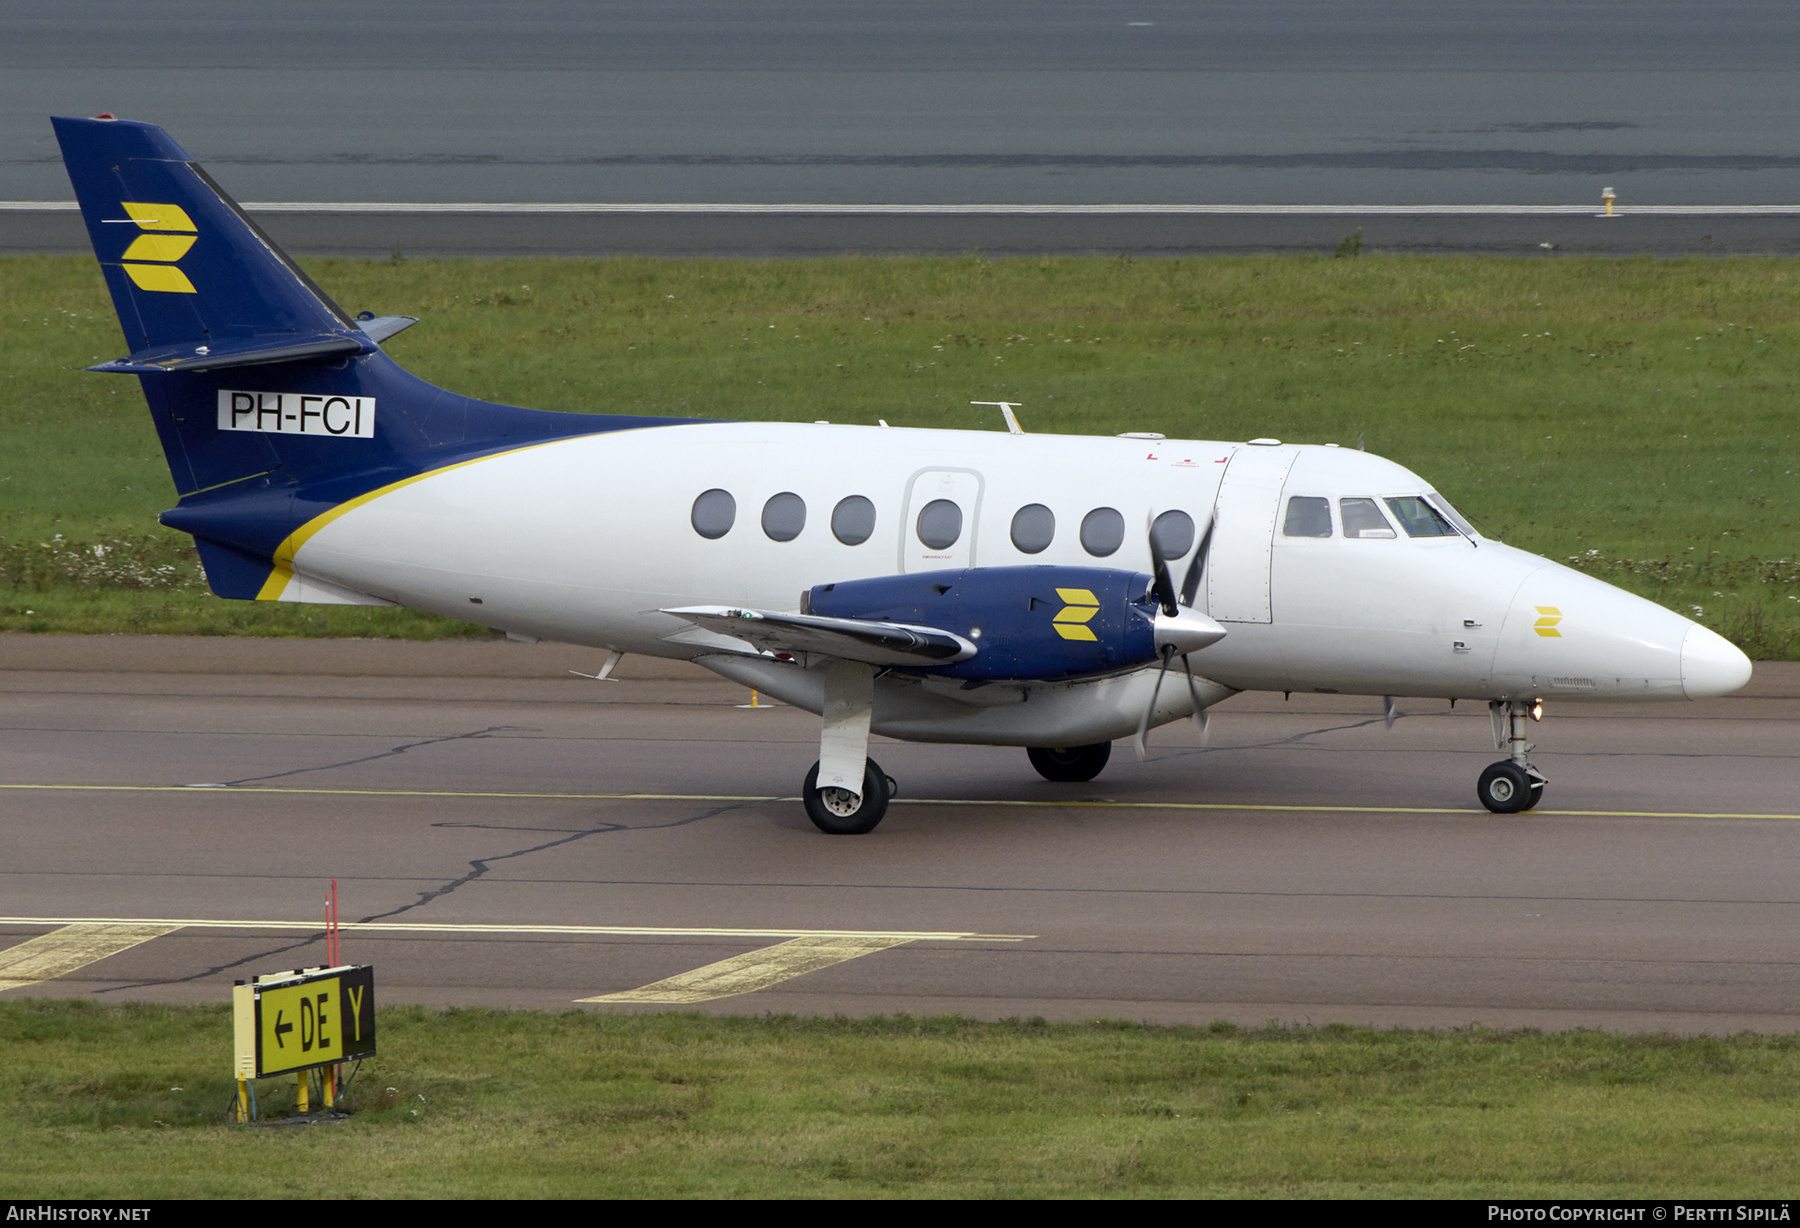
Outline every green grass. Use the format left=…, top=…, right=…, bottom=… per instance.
left=4, top=1001, right=1798, bottom=1198
left=3, top=253, right=1796, bottom=653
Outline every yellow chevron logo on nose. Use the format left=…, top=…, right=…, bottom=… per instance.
left=1052, top=587, right=1100, bottom=641
left=118, top=200, right=197, bottom=294
left=1533, top=605, right=1563, bottom=637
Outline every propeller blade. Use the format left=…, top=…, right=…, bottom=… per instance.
left=1135, top=645, right=1176, bottom=760
left=1180, top=516, right=1214, bottom=608
left=1149, top=533, right=1179, bottom=617
left=1180, top=652, right=1210, bottom=743
left=1383, top=695, right=1398, bottom=729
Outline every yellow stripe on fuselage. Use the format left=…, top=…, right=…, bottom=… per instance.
left=254, top=439, right=575, bottom=601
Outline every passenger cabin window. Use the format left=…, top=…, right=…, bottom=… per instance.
left=1282, top=496, right=1332, bottom=538
left=831, top=495, right=876, bottom=545
left=691, top=488, right=736, bottom=539
left=916, top=499, right=963, bottom=549
left=1150, top=510, right=1195, bottom=561
left=1383, top=496, right=1459, bottom=538
left=1339, top=497, right=1396, bottom=539
left=1080, top=507, right=1125, bottom=557
left=761, top=492, right=806, bottom=542
left=1010, top=503, right=1055, bottom=554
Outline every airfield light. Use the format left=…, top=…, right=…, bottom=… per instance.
left=1601, top=187, right=1617, bottom=218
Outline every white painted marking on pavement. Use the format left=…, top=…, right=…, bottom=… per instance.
left=10, top=201, right=1800, bottom=216
left=0, top=922, right=180, bottom=992
left=0, top=917, right=1028, bottom=941
left=579, top=934, right=918, bottom=1003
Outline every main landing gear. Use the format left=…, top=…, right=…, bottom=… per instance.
left=1026, top=742, right=1112, bottom=783
left=803, top=758, right=895, bottom=835
left=1478, top=699, right=1548, bottom=814
left=803, top=659, right=894, bottom=834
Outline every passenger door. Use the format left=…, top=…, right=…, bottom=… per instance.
left=900, top=468, right=983, bottom=573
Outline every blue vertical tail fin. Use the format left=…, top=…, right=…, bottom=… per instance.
left=53, top=115, right=685, bottom=599
left=54, top=115, right=363, bottom=360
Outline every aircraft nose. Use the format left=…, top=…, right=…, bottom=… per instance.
left=1681, top=624, right=1752, bottom=698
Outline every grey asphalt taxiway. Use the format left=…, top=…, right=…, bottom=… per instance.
left=3, top=634, right=1796, bottom=1033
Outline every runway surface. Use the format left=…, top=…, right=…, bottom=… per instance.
left=5, top=3, right=1800, bottom=254
left=3, top=634, right=1796, bottom=1033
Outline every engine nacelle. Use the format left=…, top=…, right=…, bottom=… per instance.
left=805, top=566, right=1158, bottom=681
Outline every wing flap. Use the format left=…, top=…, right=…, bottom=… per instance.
left=661, top=606, right=977, bottom=668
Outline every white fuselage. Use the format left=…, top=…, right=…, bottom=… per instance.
left=275, top=422, right=1750, bottom=745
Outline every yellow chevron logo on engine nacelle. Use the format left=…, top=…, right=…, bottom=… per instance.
left=1534, top=606, right=1563, bottom=637
left=1052, top=587, right=1100, bottom=641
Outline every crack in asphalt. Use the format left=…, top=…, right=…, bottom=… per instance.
left=357, top=802, right=754, bottom=925
left=98, top=799, right=756, bottom=991
left=220, top=726, right=527, bottom=786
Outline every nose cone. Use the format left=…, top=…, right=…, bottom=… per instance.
left=1682, top=624, right=1753, bottom=699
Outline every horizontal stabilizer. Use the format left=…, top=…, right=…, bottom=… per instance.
left=356, top=315, right=418, bottom=343
left=661, top=606, right=977, bottom=668
left=89, top=331, right=376, bottom=374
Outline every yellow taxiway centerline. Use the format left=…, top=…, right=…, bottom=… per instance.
left=3, top=782, right=1798, bottom=821
left=0, top=922, right=181, bottom=992
left=580, top=934, right=920, bottom=1004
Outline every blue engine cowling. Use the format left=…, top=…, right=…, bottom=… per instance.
left=805, top=566, right=1159, bottom=681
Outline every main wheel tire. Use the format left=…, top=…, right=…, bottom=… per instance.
left=1517, top=768, right=1545, bottom=811
left=1027, top=742, right=1112, bottom=783
left=1477, top=761, right=1539, bottom=814
left=802, top=758, right=891, bottom=834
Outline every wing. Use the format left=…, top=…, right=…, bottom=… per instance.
left=660, top=605, right=977, bottom=668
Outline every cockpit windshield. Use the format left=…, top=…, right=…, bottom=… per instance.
left=1424, top=492, right=1479, bottom=539
left=1383, top=496, right=1460, bottom=538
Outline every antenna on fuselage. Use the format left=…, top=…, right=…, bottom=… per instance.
left=971, top=401, right=1024, bottom=434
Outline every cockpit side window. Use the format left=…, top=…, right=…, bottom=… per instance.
left=1282, top=496, right=1333, bottom=538
left=1339, top=497, right=1396, bottom=539
left=1383, top=496, right=1459, bottom=538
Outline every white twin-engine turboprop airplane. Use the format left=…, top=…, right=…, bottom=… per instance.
left=54, top=116, right=1753, bottom=833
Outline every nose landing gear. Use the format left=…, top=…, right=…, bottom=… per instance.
left=1479, top=699, right=1547, bottom=813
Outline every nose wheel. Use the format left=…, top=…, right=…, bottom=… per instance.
left=803, top=758, right=894, bottom=834
left=1479, top=700, right=1547, bottom=813
left=1477, top=760, right=1545, bottom=813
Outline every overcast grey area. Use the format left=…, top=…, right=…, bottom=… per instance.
left=5, top=1, right=1800, bottom=208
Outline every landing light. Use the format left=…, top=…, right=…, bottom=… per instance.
left=1530, top=700, right=1543, bottom=721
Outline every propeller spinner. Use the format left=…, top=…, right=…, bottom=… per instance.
left=1137, top=516, right=1225, bottom=760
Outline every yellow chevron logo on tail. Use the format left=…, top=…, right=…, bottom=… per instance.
left=119, top=201, right=197, bottom=293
